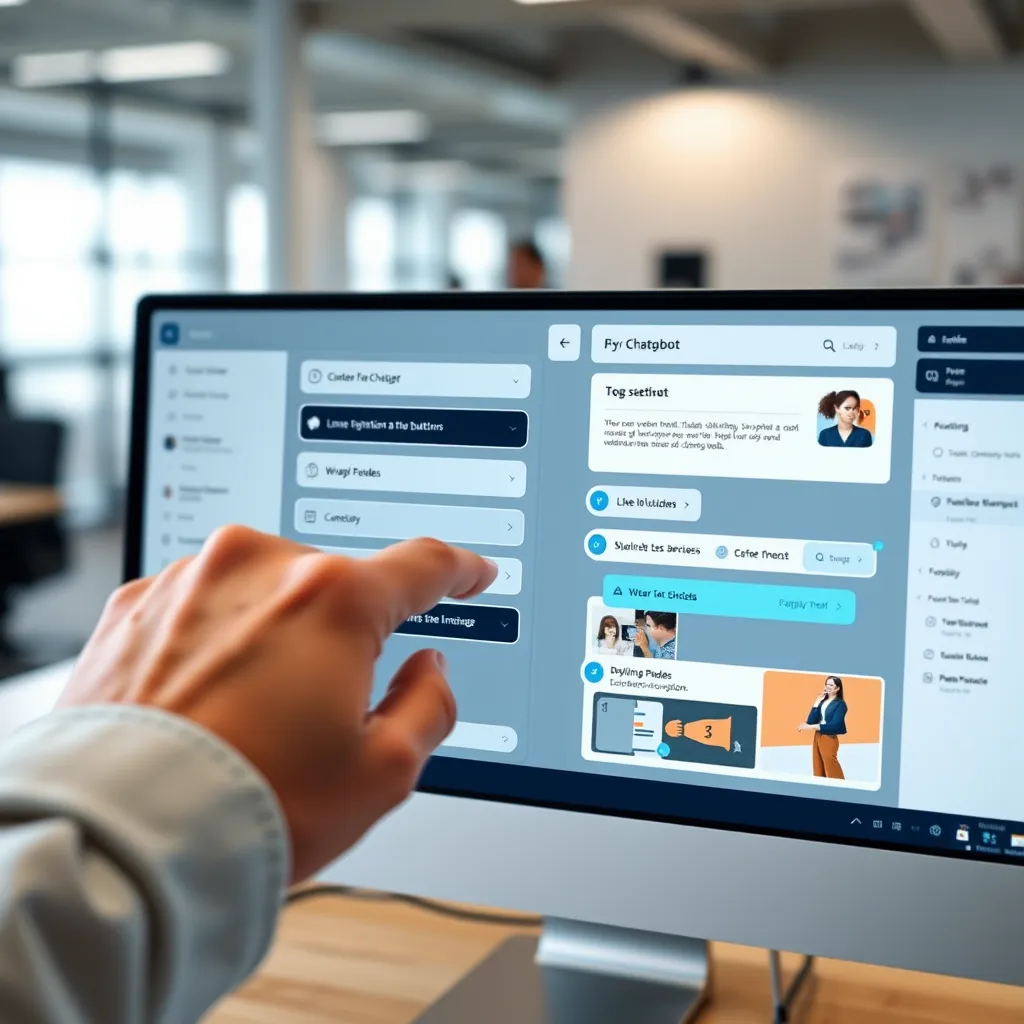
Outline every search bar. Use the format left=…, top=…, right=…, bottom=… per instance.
left=591, top=325, right=897, bottom=367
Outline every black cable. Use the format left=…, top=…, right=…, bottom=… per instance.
left=285, top=882, right=543, bottom=928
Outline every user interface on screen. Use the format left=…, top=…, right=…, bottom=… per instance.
left=140, top=305, right=1024, bottom=864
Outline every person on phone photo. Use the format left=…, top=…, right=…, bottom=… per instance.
left=798, top=675, right=848, bottom=779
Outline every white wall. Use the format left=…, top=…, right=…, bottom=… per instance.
left=564, top=66, right=1024, bottom=290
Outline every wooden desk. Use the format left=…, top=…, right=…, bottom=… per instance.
left=207, top=893, right=1024, bottom=1023
left=0, top=485, right=62, bottom=527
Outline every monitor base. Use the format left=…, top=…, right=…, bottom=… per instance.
left=414, top=918, right=710, bottom=1024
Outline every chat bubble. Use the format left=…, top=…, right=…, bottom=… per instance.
left=589, top=373, right=893, bottom=485
left=585, top=528, right=876, bottom=578
left=317, top=545, right=523, bottom=596
left=301, top=405, right=528, bottom=449
left=301, top=361, right=531, bottom=398
left=586, top=485, right=701, bottom=522
left=295, top=498, right=525, bottom=546
left=603, top=574, right=855, bottom=625
left=298, top=452, right=526, bottom=498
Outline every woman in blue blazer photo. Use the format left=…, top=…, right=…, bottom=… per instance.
left=817, top=390, right=873, bottom=448
left=798, top=675, right=848, bottom=779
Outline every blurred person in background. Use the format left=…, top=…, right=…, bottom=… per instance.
left=507, top=239, right=547, bottom=289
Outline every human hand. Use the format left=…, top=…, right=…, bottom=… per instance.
left=797, top=723, right=813, bottom=732
left=665, top=720, right=683, bottom=738
left=634, top=628, right=649, bottom=652
left=58, top=527, right=496, bottom=882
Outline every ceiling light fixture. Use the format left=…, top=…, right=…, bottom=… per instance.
left=316, top=110, right=429, bottom=147
left=0, top=0, right=31, bottom=7
left=13, top=41, right=231, bottom=88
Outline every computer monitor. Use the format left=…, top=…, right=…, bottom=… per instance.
left=129, top=291, right=1024, bottom=1010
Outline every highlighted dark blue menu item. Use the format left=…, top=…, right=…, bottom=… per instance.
left=917, top=358, right=1024, bottom=396
left=396, top=602, right=520, bottom=644
left=300, top=405, right=528, bottom=448
left=919, top=326, right=1024, bottom=354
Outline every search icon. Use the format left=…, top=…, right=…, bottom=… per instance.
left=823, top=339, right=836, bottom=353
left=815, top=552, right=824, bottom=562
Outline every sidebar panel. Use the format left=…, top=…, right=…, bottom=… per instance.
left=142, top=349, right=288, bottom=574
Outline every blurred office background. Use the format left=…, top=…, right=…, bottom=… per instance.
left=2, top=0, right=1024, bottom=675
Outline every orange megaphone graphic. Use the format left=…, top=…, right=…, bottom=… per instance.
left=682, top=717, right=732, bottom=751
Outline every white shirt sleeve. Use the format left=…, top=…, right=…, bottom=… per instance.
left=0, top=705, right=290, bottom=1024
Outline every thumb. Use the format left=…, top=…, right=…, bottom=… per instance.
left=364, top=649, right=456, bottom=796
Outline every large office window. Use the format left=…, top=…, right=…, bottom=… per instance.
left=347, top=196, right=397, bottom=291
left=0, top=155, right=203, bottom=524
left=450, top=208, right=506, bottom=290
left=228, top=183, right=268, bottom=293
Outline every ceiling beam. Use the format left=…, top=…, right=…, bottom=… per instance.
left=906, top=0, right=1005, bottom=61
left=600, top=6, right=765, bottom=76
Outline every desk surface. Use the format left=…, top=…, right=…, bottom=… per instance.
left=206, top=894, right=1024, bottom=1023
left=0, top=485, right=62, bottom=527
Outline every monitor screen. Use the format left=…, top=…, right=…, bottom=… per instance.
left=131, top=293, right=1024, bottom=867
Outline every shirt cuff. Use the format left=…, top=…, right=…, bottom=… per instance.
left=0, top=705, right=290, bottom=1009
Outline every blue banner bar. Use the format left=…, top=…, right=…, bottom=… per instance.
left=603, top=574, right=855, bottom=626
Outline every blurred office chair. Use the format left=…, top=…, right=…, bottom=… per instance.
left=0, top=416, right=69, bottom=661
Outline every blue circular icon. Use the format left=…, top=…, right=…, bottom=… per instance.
left=715, top=545, right=729, bottom=559
left=584, top=661, right=604, bottom=683
left=590, top=490, right=609, bottom=512
left=657, top=743, right=671, bottom=758
left=588, top=534, right=607, bottom=556
left=873, top=540, right=884, bottom=552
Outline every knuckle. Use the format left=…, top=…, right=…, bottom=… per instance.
left=104, top=578, right=146, bottom=615
left=202, top=524, right=260, bottom=565
left=412, top=536, right=456, bottom=571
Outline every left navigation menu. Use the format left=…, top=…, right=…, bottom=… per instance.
left=142, top=349, right=288, bottom=573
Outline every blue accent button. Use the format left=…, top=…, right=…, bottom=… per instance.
left=715, top=545, right=729, bottom=559
left=657, top=743, right=671, bottom=758
left=159, top=323, right=180, bottom=346
left=873, top=540, right=884, bottom=552
left=602, top=575, right=856, bottom=626
left=590, top=490, right=609, bottom=512
left=584, top=661, right=604, bottom=683
left=588, top=533, right=607, bottom=556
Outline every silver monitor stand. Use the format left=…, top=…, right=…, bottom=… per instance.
left=414, top=919, right=815, bottom=1024
left=415, top=920, right=710, bottom=1024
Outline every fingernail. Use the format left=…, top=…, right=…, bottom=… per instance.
left=434, top=650, right=448, bottom=674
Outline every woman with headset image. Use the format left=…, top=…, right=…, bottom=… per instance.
left=817, top=390, right=873, bottom=448
left=797, top=675, right=848, bottom=779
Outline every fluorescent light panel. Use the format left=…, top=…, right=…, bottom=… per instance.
left=316, top=110, right=429, bottom=147
left=13, top=41, right=230, bottom=87
left=0, top=0, right=31, bottom=7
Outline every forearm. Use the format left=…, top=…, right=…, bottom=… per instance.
left=0, top=707, right=289, bottom=1024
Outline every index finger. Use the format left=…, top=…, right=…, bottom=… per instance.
left=357, top=538, right=497, bottom=638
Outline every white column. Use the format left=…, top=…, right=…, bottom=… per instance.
left=252, top=0, right=349, bottom=291
left=178, top=119, right=233, bottom=290
left=253, top=0, right=307, bottom=289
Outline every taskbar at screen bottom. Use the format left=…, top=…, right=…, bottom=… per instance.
left=420, top=757, right=1024, bottom=867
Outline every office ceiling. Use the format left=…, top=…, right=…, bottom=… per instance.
left=2, top=0, right=1024, bottom=175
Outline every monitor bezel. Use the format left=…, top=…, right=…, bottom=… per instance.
left=130, top=288, right=1024, bottom=872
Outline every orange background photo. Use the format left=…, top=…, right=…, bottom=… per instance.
left=858, top=397, right=877, bottom=435
left=761, top=671, right=883, bottom=747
